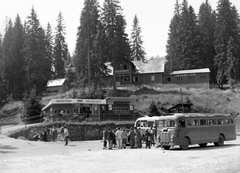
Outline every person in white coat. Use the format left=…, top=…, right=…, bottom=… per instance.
left=115, top=127, right=123, bottom=149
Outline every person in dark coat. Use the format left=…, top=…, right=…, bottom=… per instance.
left=107, top=128, right=114, bottom=149
left=52, top=126, right=57, bottom=142
left=101, top=128, right=107, bottom=149
left=128, top=127, right=135, bottom=149
left=136, top=128, right=142, bottom=148
left=145, top=129, right=151, bottom=149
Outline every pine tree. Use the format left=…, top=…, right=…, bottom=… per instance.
left=11, top=15, right=25, bottom=99
left=23, top=7, right=49, bottom=95
left=226, top=37, right=237, bottom=82
left=114, top=14, right=131, bottom=63
left=101, top=0, right=130, bottom=95
left=24, top=88, right=43, bottom=124
left=178, top=1, right=202, bottom=70
left=0, top=33, right=7, bottom=105
left=45, top=23, right=54, bottom=79
left=130, top=15, right=145, bottom=61
left=53, top=12, right=68, bottom=79
left=75, top=0, right=102, bottom=88
left=198, top=0, right=216, bottom=84
left=166, top=0, right=182, bottom=72
left=2, top=19, right=14, bottom=98
left=214, top=0, right=239, bottom=87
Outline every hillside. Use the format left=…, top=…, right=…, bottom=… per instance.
left=1, top=84, right=240, bottom=130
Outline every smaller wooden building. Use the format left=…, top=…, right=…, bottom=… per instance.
left=46, top=78, right=69, bottom=92
left=41, top=97, right=137, bottom=122
left=167, top=103, right=193, bottom=113
left=169, top=68, right=210, bottom=88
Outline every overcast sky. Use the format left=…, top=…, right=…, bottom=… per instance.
left=1, top=0, right=240, bottom=58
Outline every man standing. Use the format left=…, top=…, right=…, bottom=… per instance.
left=64, top=125, right=69, bottom=146
left=52, top=126, right=57, bottom=142
left=102, top=128, right=107, bottom=149
left=115, top=127, right=122, bottom=149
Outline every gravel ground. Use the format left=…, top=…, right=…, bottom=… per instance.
left=1, top=134, right=240, bottom=173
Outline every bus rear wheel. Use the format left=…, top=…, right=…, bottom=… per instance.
left=214, top=135, right=224, bottom=146
left=199, top=143, right=207, bottom=147
left=180, top=137, right=189, bottom=150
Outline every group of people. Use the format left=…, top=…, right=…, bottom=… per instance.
left=33, top=124, right=70, bottom=146
left=101, top=126, right=156, bottom=150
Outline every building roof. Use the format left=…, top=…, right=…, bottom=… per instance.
left=47, top=78, right=67, bottom=87
left=170, top=68, right=210, bottom=75
left=132, top=58, right=165, bottom=74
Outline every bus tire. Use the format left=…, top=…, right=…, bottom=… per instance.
left=163, top=146, right=171, bottom=150
left=214, top=135, right=224, bottom=146
left=199, top=143, right=207, bottom=147
left=180, top=137, right=189, bottom=150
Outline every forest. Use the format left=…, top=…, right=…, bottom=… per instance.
left=0, top=0, right=240, bottom=104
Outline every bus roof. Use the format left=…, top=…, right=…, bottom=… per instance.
left=136, top=116, right=163, bottom=121
left=161, top=113, right=233, bottom=120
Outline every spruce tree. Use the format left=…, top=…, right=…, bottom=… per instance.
left=11, top=15, right=25, bottom=99
left=2, top=20, right=14, bottom=98
left=45, top=23, right=54, bottom=79
left=23, top=7, right=49, bottom=95
left=53, top=12, right=68, bottom=79
left=101, top=0, right=130, bottom=95
left=166, top=0, right=182, bottom=72
left=130, top=15, right=145, bottom=61
left=75, top=0, right=102, bottom=88
left=178, top=1, right=202, bottom=70
left=214, top=0, right=239, bottom=87
left=198, top=0, right=216, bottom=84
left=0, top=33, right=7, bottom=105
left=226, top=37, right=237, bottom=82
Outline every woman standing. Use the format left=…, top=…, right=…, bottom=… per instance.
left=121, top=128, right=128, bottom=149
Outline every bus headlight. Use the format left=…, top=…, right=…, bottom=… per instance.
left=171, top=135, right=174, bottom=142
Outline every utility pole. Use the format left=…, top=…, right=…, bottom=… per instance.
left=180, top=88, right=184, bottom=113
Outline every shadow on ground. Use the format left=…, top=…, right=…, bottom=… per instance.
left=0, top=144, right=18, bottom=154
left=169, top=143, right=240, bottom=151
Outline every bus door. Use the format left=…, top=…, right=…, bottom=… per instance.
left=177, top=118, right=187, bottom=140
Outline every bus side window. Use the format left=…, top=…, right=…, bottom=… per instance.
left=179, top=119, right=185, bottom=127
left=217, top=119, right=224, bottom=125
left=200, top=119, right=208, bottom=126
left=224, top=119, right=230, bottom=124
left=187, top=119, right=193, bottom=126
left=193, top=119, right=199, bottom=126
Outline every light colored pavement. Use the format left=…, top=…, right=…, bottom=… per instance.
left=0, top=134, right=240, bottom=173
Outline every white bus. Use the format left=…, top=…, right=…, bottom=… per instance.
left=134, top=116, right=163, bottom=134
left=157, top=113, right=236, bottom=150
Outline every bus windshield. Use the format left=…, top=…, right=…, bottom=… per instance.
left=163, top=120, right=176, bottom=127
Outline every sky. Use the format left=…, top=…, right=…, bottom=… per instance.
left=1, top=0, right=240, bottom=58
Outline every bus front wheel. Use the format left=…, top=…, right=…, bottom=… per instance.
left=214, top=135, right=224, bottom=146
left=199, top=143, right=207, bottom=147
left=180, top=137, right=189, bottom=150
left=163, top=146, right=171, bottom=150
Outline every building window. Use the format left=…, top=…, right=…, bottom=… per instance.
left=124, top=76, right=130, bottom=81
left=167, top=77, right=171, bottom=82
left=151, top=75, right=155, bottom=81
left=124, top=64, right=127, bottom=70
left=134, top=76, right=139, bottom=82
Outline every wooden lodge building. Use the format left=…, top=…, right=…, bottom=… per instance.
left=111, top=58, right=210, bottom=88
left=41, top=97, right=137, bottom=122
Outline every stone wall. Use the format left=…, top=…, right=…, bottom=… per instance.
left=8, top=121, right=134, bottom=141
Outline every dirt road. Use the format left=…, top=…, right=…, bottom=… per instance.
left=0, top=135, right=240, bottom=173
